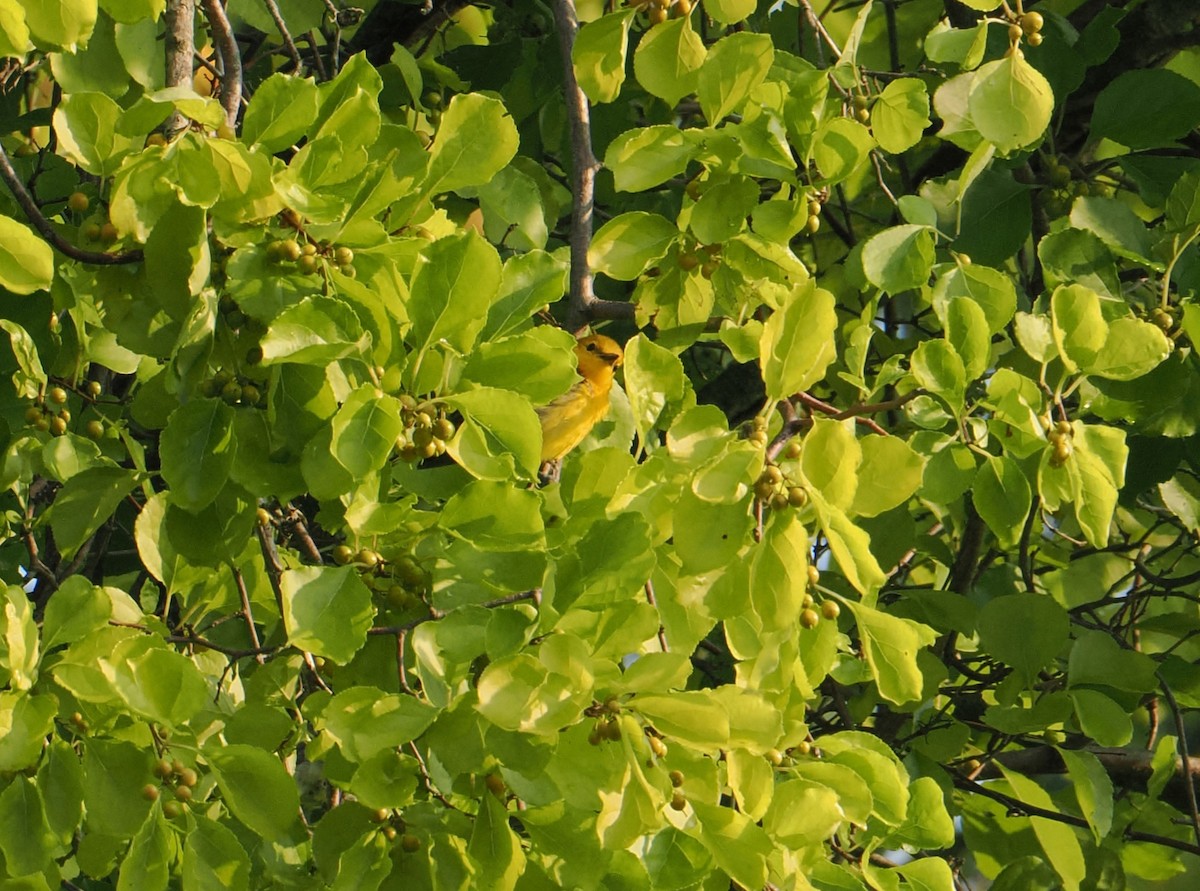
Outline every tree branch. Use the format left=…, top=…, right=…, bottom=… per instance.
left=164, top=0, right=197, bottom=134
left=0, top=142, right=143, bottom=265
left=262, top=0, right=304, bottom=72
left=201, top=0, right=243, bottom=126
left=553, top=0, right=633, bottom=329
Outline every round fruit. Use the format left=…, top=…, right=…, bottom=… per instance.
left=762, top=465, right=783, bottom=485
left=754, top=479, right=776, bottom=502
left=787, top=486, right=808, bottom=508
left=806, top=214, right=821, bottom=234
left=174, top=785, right=193, bottom=802
left=163, top=801, right=182, bottom=819
left=675, top=0, right=691, bottom=14
left=669, top=790, right=687, bottom=811
left=1052, top=438, right=1073, bottom=464
left=678, top=252, right=699, bottom=271
left=400, top=834, right=421, bottom=852
left=221, top=381, right=243, bottom=405
left=154, top=759, right=172, bottom=778
left=85, top=419, right=105, bottom=440
left=485, top=774, right=506, bottom=797
left=853, top=94, right=869, bottom=111
left=648, top=735, right=668, bottom=758
left=800, top=608, right=820, bottom=629
left=668, top=769, right=685, bottom=787
left=333, top=544, right=356, bottom=565
left=281, top=241, right=303, bottom=262
left=49, top=416, right=67, bottom=436
left=648, top=5, right=667, bottom=23
left=48, top=386, right=68, bottom=405
left=795, top=740, right=812, bottom=755
left=382, top=826, right=397, bottom=840
left=807, top=198, right=822, bottom=216
left=178, top=768, right=198, bottom=787
left=1048, top=163, right=1071, bottom=188
left=87, top=380, right=102, bottom=398
left=1054, top=420, right=1072, bottom=437
left=770, top=492, right=790, bottom=512
left=68, top=191, right=89, bottom=213
left=784, top=440, right=801, bottom=459
left=100, top=222, right=119, bottom=243
left=1008, top=23, right=1023, bottom=42
left=256, top=507, right=272, bottom=526
left=766, top=748, right=783, bottom=765
left=1019, top=11, right=1043, bottom=33
left=855, top=108, right=870, bottom=124
left=240, top=385, right=261, bottom=406
left=83, top=223, right=102, bottom=240
left=424, top=91, right=443, bottom=109
left=807, top=565, right=820, bottom=587
left=142, top=784, right=160, bottom=801
left=298, top=254, right=319, bottom=275
left=356, top=548, right=381, bottom=569
left=335, top=246, right=354, bottom=266
left=700, top=260, right=718, bottom=279
left=820, top=600, right=840, bottom=621
left=371, top=808, right=390, bottom=823
left=433, top=418, right=456, bottom=440
left=24, top=406, right=42, bottom=424
left=1027, top=32, right=1043, bottom=46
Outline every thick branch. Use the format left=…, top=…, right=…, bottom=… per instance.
left=201, top=0, right=243, bottom=126
left=553, top=0, right=633, bottom=328
left=164, top=0, right=196, bottom=134
left=0, top=143, right=143, bottom=265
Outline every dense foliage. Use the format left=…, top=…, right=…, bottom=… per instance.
left=1, top=0, right=1199, bottom=888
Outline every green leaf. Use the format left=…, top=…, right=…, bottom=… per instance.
left=749, top=512, right=808, bottom=632
left=48, top=466, right=138, bottom=558
left=690, top=801, right=772, bottom=891
left=998, top=765, right=1087, bottom=891
left=0, top=214, right=53, bottom=294
left=572, top=10, right=634, bottom=104
left=810, top=117, right=874, bottom=185
left=182, top=815, right=251, bottom=891
left=281, top=565, right=375, bottom=663
left=259, top=295, right=368, bottom=366
left=690, top=175, right=758, bottom=244
left=978, top=593, right=1069, bottom=684
left=0, top=1, right=30, bottom=56
left=160, top=398, right=235, bottom=512
left=53, top=91, right=136, bottom=176
left=0, top=692, right=56, bottom=772
left=846, top=602, right=937, bottom=705
left=1087, top=317, right=1172, bottom=381
left=623, top=334, right=685, bottom=447
left=206, top=744, right=303, bottom=843
left=18, top=0, right=96, bottom=50
left=110, top=644, right=210, bottom=727
left=633, top=17, right=706, bottom=106
left=589, top=211, right=678, bottom=281
left=1090, top=69, right=1200, bottom=150
left=697, top=31, right=774, bottom=123
left=704, top=0, right=754, bottom=24
left=1058, top=747, right=1113, bottom=843
left=1036, top=228, right=1119, bottom=299
left=330, top=385, right=404, bottom=478
left=468, top=792, right=526, bottom=890
left=1068, top=630, right=1156, bottom=693
left=321, top=687, right=439, bottom=761
left=605, top=125, right=696, bottom=193
left=924, top=21, right=987, bottom=69
left=852, top=435, right=925, bottom=517
left=242, top=72, right=320, bottom=154
left=862, top=225, right=935, bottom=294
left=1050, top=284, right=1107, bottom=373
left=763, top=778, right=842, bottom=846
left=911, top=339, right=965, bottom=413
left=968, top=55, right=1054, bottom=155
left=1, top=585, right=38, bottom=691
left=82, top=737, right=155, bottom=838
left=117, top=810, right=171, bottom=891
left=425, top=93, right=519, bottom=194
left=440, top=480, right=544, bottom=551
left=759, top=280, right=837, bottom=402
left=644, top=827, right=713, bottom=889
left=872, top=78, right=931, bottom=153
left=350, top=751, right=419, bottom=810
left=407, top=230, right=501, bottom=357
left=931, top=264, right=1016, bottom=335
left=973, top=456, right=1032, bottom=550
left=444, top=388, right=543, bottom=480
left=0, top=776, right=57, bottom=877
left=0, top=319, right=45, bottom=399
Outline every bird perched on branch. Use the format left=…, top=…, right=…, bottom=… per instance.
left=538, top=334, right=624, bottom=462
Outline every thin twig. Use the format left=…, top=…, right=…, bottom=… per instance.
left=201, top=0, right=244, bottom=126
left=0, top=142, right=143, bottom=265
left=284, top=505, right=324, bottom=564
left=643, top=580, right=669, bottom=652
left=798, top=0, right=842, bottom=59
left=302, top=31, right=329, bottom=81
left=954, top=775, right=1200, bottom=857
left=552, top=0, right=633, bottom=328
left=231, top=564, right=266, bottom=664
left=1160, top=678, right=1200, bottom=849
left=262, top=0, right=304, bottom=71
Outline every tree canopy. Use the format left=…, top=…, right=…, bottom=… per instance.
left=0, top=0, right=1199, bottom=888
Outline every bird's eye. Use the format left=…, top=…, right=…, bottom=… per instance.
left=585, top=342, right=598, bottom=351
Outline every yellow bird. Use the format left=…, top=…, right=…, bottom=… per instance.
left=537, top=334, right=624, bottom=462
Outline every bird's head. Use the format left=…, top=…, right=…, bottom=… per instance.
left=574, top=334, right=624, bottom=380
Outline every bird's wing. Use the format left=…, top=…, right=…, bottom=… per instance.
left=536, top=379, right=606, bottom=461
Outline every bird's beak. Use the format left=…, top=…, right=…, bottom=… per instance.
left=601, top=351, right=622, bottom=366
